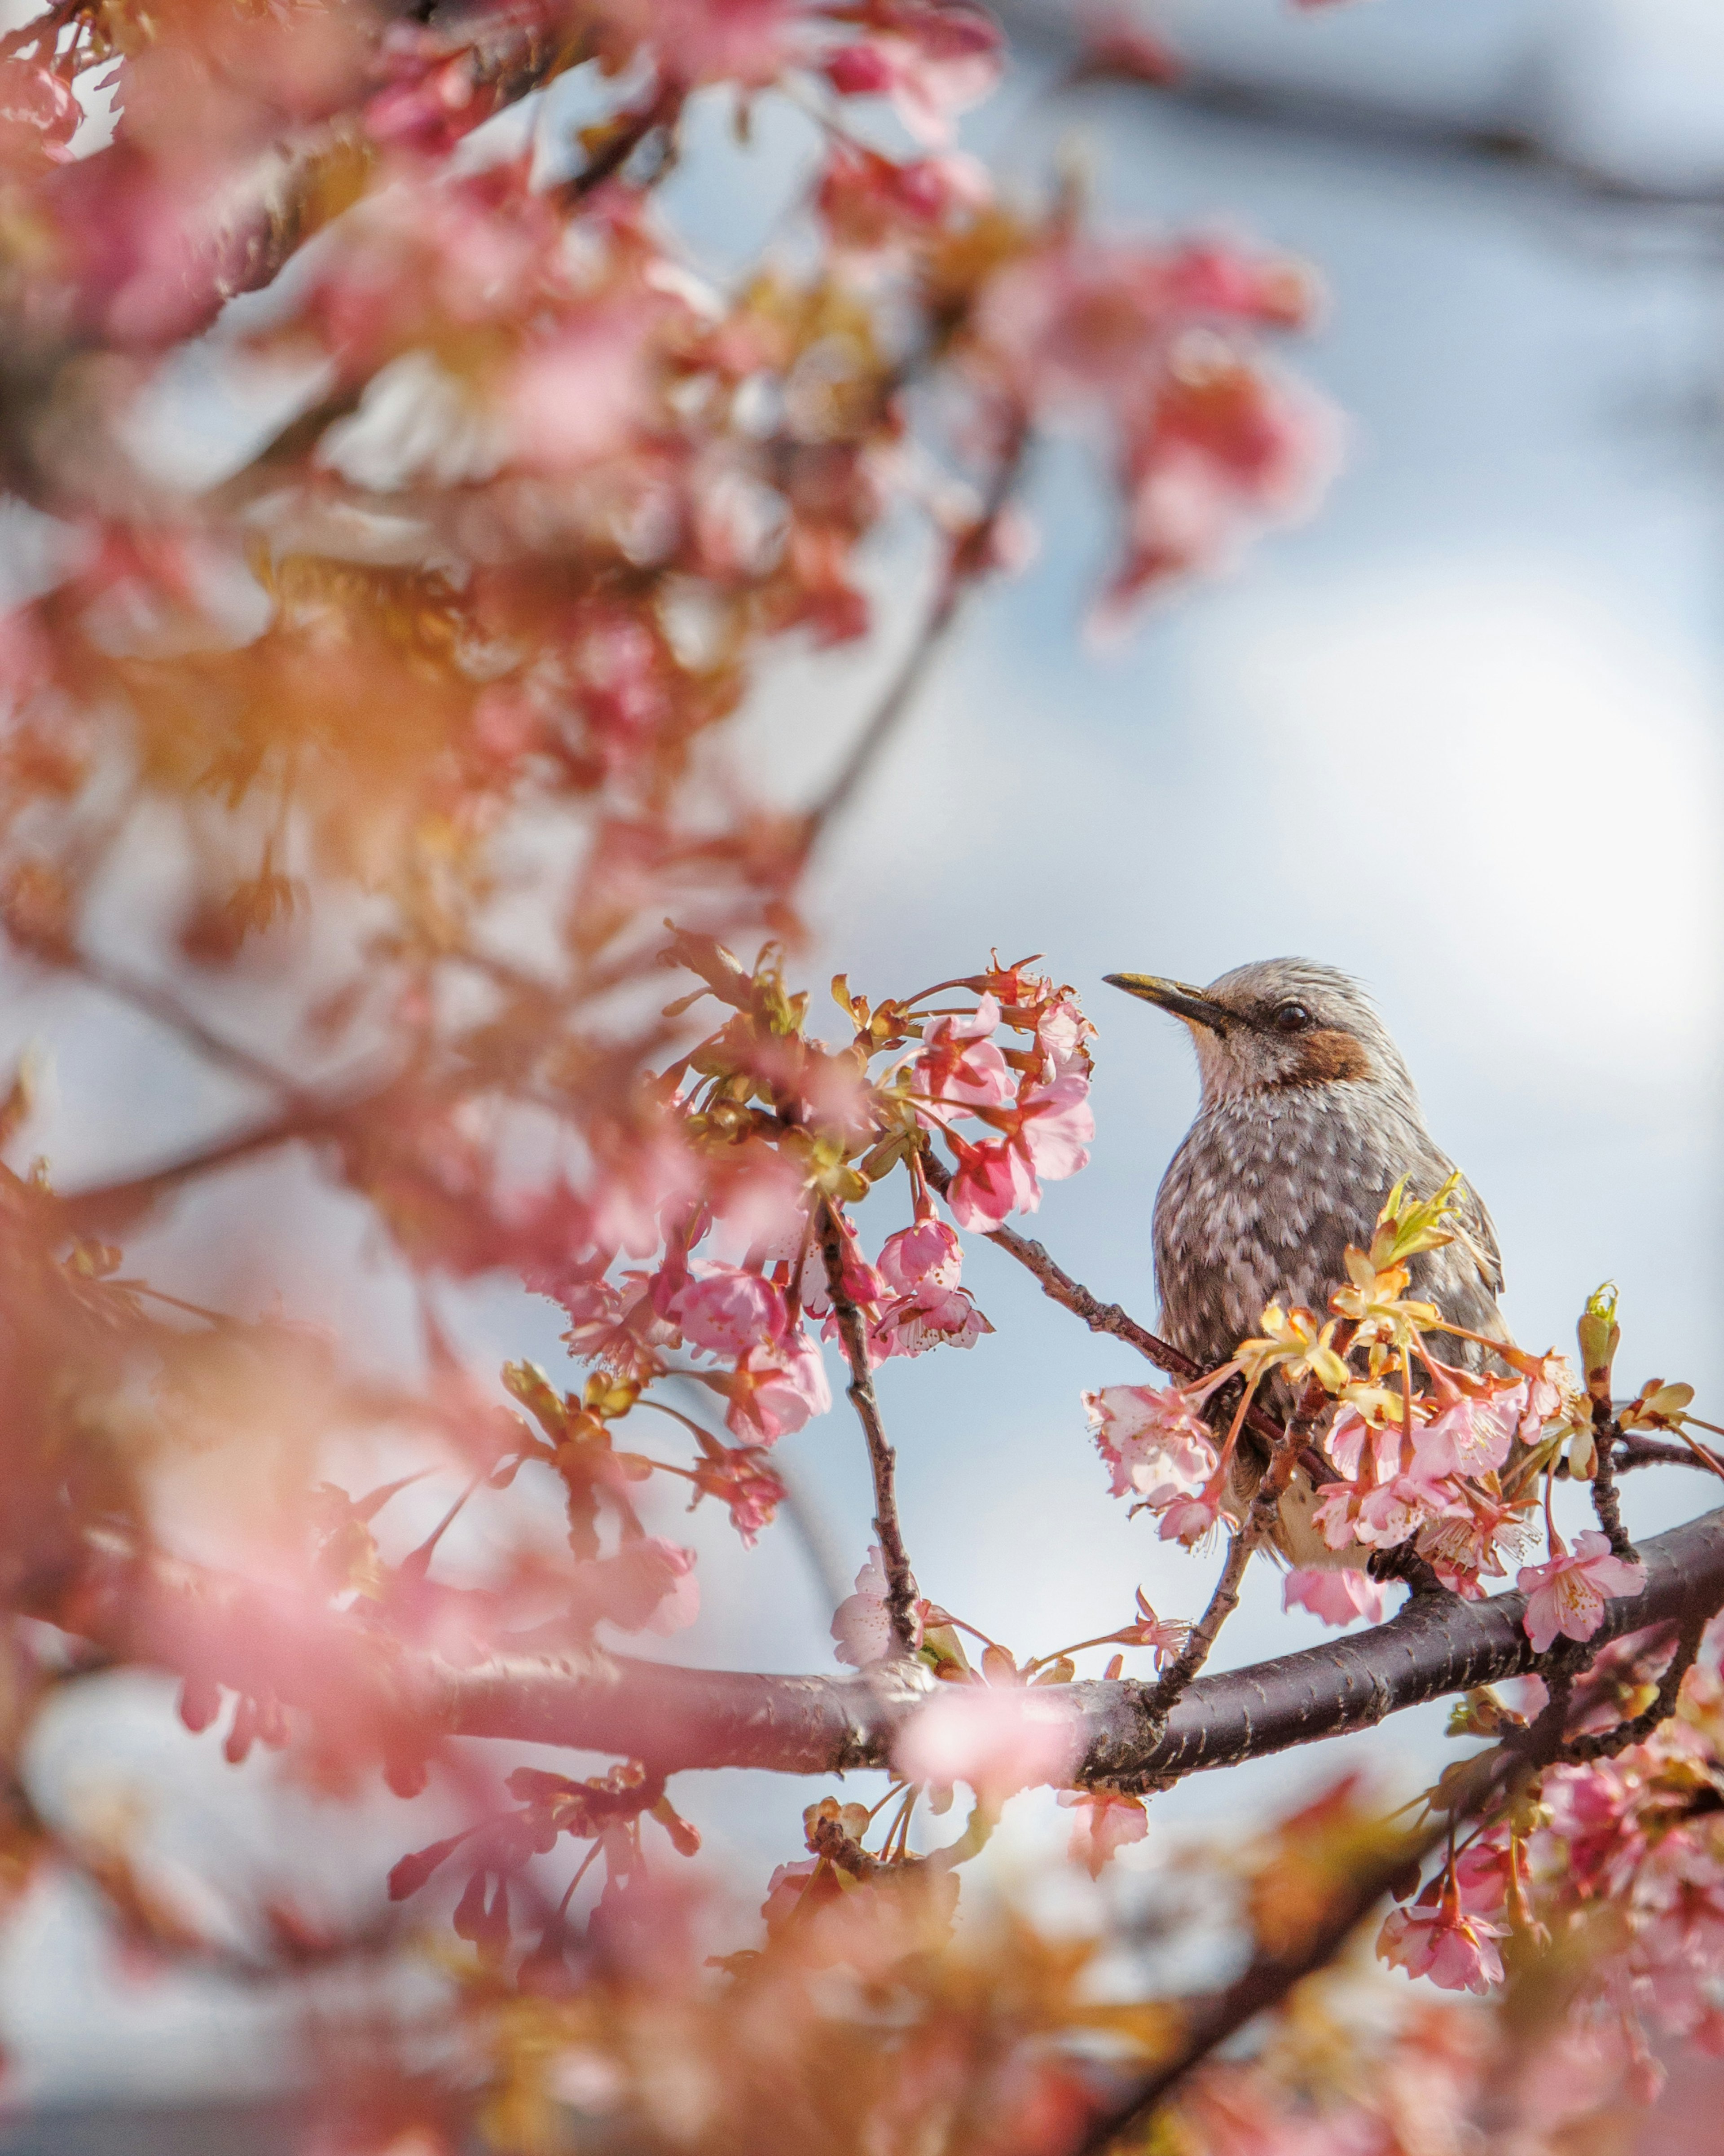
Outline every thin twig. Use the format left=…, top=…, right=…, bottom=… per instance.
left=1141, top=1433, right=1296, bottom=1723
left=1615, top=1435, right=1724, bottom=1476
left=1552, top=1611, right=1708, bottom=1766
left=816, top=1199, right=918, bottom=1658
left=798, top=418, right=1031, bottom=855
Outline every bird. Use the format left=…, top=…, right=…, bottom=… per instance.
left=1105, top=957, right=1507, bottom=1567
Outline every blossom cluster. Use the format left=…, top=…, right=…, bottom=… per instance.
left=1087, top=1183, right=1650, bottom=1650
left=509, top=942, right=1090, bottom=1566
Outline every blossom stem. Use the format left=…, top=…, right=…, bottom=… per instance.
left=555, top=1839, right=603, bottom=1918
left=816, top=1199, right=919, bottom=1659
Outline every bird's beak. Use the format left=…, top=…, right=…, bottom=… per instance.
left=1104, top=973, right=1233, bottom=1033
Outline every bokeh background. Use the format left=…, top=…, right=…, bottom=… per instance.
left=1, top=0, right=1722, bottom=2135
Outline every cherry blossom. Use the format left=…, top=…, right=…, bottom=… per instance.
left=822, top=1, right=1003, bottom=148
left=1378, top=1898, right=1506, bottom=1996
left=1057, top=1789, right=1149, bottom=1878
left=725, top=1330, right=832, bottom=1442
left=1157, top=1489, right=1224, bottom=1548
left=1283, top=1565, right=1386, bottom=1628
left=1314, top=1473, right=1451, bottom=1553
left=668, top=1264, right=792, bottom=1359
left=893, top=1683, right=1082, bottom=1802
left=910, top=994, right=1016, bottom=1115
left=1016, top=1066, right=1094, bottom=1183
left=1415, top=1367, right=1521, bottom=1480
left=831, top=1545, right=909, bottom=1668
left=944, top=1135, right=1039, bottom=1230
left=871, top=1211, right=990, bottom=1357
left=1416, top=1501, right=1522, bottom=1600
left=1086, top=1383, right=1218, bottom=1501
left=690, top=1446, right=786, bottom=1547
left=1517, top=1532, right=1649, bottom=1654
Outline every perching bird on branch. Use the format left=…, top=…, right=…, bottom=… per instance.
left=1107, top=958, right=1507, bottom=1565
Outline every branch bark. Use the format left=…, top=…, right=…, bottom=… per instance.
left=25, top=1507, right=1724, bottom=1793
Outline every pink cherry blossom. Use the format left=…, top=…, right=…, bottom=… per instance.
left=690, top=1446, right=785, bottom=1548
left=1517, top=1531, right=1648, bottom=1654
left=1034, top=994, right=1095, bottom=1078
left=1283, top=1566, right=1386, bottom=1628
left=822, top=2, right=1002, bottom=148
left=910, top=994, right=1015, bottom=1115
left=817, top=141, right=991, bottom=253
left=893, top=1683, right=1081, bottom=1801
left=670, top=1265, right=791, bottom=1359
left=871, top=1212, right=990, bottom=1357
left=1057, top=1789, right=1149, bottom=1878
left=874, top=1282, right=991, bottom=1359
left=1016, top=1066, right=1093, bottom=1182
left=945, top=1135, right=1039, bottom=1230
left=1378, top=1899, right=1505, bottom=1996
left=592, top=1537, right=700, bottom=1636
left=1085, top=1384, right=1217, bottom=1501
left=1416, top=1371, right=1521, bottom=1480
left=725, top=1330, right=831, bottom=1442
left=1416, top=1502, right=1522, bottom=1600
left=1325, top=1403, right=1400, bottom=1483
left=831, top=1545, right=914, bottom=1668
left=1453, top=1840, right=1513, bottom=1916
left=877, top=1216, right=963, bottom=1294
left=0, top=57, right=81, bottom=165
left=1315, top=1474, right=1449, bottom=1553
left=1157, top=1489, right=1223, bottom=1548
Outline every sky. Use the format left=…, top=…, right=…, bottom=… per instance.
left=2, top=0, right=1723, bottom=2109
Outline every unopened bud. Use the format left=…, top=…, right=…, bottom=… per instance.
left=1576, top=1282, right=1620, bottom=1407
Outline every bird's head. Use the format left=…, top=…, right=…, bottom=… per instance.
left=1105, top=958, right=1416, bottom=1109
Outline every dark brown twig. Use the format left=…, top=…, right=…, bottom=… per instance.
left=1141, top=1433, right=1296, bottom=1724
left=1615, top=1435, right=1722, bottom=1475
left=816, top=1199, right=919, bottom=1658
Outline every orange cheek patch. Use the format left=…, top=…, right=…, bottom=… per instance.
left=1295, top=1029, right=1372, bottom=1083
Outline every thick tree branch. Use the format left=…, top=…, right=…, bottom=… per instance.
left=25, top=1508, right=1724, bottom=1792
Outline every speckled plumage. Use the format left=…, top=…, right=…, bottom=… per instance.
left=1143, top=959, right=1504, bottom=1372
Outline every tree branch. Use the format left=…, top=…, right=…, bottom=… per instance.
left=25, top=1508, right=1724, bottom=1793
left=816, top=1200, right=919, bottom=1657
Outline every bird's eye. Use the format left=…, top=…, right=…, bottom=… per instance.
left=1272, top=1002, right=1311, bottom=1032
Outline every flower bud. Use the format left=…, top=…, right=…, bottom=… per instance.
left=1576, top=1282, right=1620, bottom=1408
